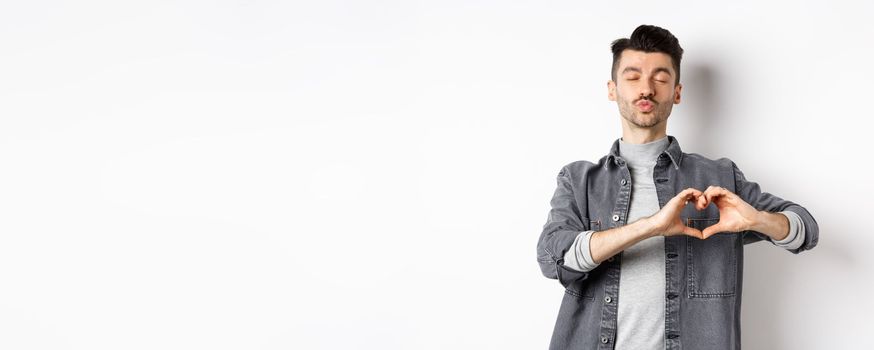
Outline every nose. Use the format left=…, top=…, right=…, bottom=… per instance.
left=639, top=81, right=655, bottom=99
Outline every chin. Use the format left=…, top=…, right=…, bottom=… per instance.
left=633, top=115, right=659, bottom=124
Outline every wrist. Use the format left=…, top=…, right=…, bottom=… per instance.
left=637, top=216, right=660, bottom=238
left=750, top=210, right=769, bottom=233
left=750, top=210, right=789, bottom=240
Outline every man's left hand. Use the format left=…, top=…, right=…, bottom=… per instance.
left=695, top=185, right=759, bottom=239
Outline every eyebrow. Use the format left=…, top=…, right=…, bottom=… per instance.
left=621, top=66, right=673, bottom=76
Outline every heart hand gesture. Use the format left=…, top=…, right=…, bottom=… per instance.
left=646, top=186, right=761, bottom=240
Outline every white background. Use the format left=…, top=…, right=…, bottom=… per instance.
left=0, top=1, right=871, bottom=349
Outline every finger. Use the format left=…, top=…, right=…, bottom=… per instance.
left=680, top=188, right=702, bottom=207
left=679, top=188, right=701, bottom=201
left=712, top=187, right=738, bottom=206
left=696, top=193, right=709, bottom=210
left=703, top=186, right=726, bottom=205
left=703, top=185, right=717, bottom=197
left=718, top=187, right=736, bottom=201
left=675, top=188, right=692, bottom=204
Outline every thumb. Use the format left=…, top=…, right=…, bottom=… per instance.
left=683, top=226, right=704, bottom=240
left=702, top=221, right=728, bottom=239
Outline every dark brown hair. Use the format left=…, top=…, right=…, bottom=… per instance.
left=611, top=25, right=684, bottom=84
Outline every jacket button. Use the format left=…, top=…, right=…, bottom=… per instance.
left=612, top=214, right=620, bottom=222
left=607, top=256, right=615, bottom=262
left=604, top=296, right=612, bottom=303
left=601, top=336, right=609, bottom=344
left=620, top=178, right=627, bottom=186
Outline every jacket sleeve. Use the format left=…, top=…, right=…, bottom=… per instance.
left=536, top=165, right=593, bottom=287
left=732, top=161, right=819, bottom=253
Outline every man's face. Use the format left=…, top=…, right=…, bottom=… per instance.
left=608, top=50, right=682, bottom=129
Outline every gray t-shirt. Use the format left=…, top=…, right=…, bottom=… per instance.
left=613, top=136, right=669, bottom=349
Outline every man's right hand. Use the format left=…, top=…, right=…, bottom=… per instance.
left=644, top=187, right=705, bottom=239
left=588, top=188, right=705, bottom=264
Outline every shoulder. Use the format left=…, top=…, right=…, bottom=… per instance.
left=556, top=156, right=612, bottom=180
left=681, top=152, right=737, bottom=171
left=560, top=156, right=611, bottom=173
left=680, top=152, right=745, bottom=189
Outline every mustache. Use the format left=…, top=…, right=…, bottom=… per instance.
left=635, top=97, right=657, bottom=104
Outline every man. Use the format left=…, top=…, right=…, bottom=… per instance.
left=535, top=25, right=818, bottom=350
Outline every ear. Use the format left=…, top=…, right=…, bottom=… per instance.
left=608, top=80, right=616, bottom=101
left=673, top=82, right=683, bottom=104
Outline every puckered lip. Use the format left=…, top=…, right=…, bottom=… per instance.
left=636, top=100, right=655, bottom=111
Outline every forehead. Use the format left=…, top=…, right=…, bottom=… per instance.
left=618, top=50, right=675, bottom=74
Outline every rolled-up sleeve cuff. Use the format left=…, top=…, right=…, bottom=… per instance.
left=772, top=211, right=806, bottom=251
left=562, top=230, right=599, bottom=272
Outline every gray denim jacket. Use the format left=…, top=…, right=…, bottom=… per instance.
left=536, top=136, right=818, bottom=349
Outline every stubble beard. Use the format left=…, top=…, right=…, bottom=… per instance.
left=618, top=98, right=672, bottom=129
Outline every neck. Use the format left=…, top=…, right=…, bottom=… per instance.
left=620, top=121, right=667, bottom=144
left=618, top=134, right=670, bottom=167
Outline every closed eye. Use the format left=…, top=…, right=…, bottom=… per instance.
left=654, top=74, right=671, bottom=83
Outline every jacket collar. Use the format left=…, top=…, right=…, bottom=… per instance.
left=606, top=135, right=684, bottom=170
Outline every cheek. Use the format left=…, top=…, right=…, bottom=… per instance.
left=660, top=86, right=678, bottom=102
left=616, top=86, right=634, bottom=100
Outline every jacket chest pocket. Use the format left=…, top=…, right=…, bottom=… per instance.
left=685, top=218, right=739, bottom=298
